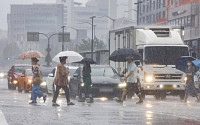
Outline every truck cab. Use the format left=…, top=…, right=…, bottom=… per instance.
left=109, top=26, right=188, bottom=100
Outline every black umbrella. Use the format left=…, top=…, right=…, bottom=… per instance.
left=109, top=48, right=140, bottom=62
left=75, top=57, right=96, bottom=64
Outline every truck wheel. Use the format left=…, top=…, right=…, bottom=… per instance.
left=179, top=91, right=185, bottom=100
left=160, top=92, right=166, bottom=100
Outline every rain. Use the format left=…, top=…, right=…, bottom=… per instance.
left=0, top=0, right=200, bottom=125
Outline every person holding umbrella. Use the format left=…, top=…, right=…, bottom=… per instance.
left=116, top=56, right=143, bottom=104
left=52, top=56, right=75, bottom=106
left=78, top=58, right=94, bottom=103
left=29, top=57, right=47, bottom=104
left=184, top=60, right=199, bottom=102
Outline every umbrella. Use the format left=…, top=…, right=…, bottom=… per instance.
left=75, top=58, right=96, bottom=64
left=109, top=48, right=140, bottom=62
left=192, top=59, right=200, bottom=68
left=53, top=51, right=83, bottom=63
left=18, top=50, right=45, bottom=59
left=175, top=56, right=196, bottom=72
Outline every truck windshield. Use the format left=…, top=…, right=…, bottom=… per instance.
left=145, top=46, right=189, bottom=65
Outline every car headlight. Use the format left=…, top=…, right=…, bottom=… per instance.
left=81, top=83, right=85, bottom=87
left=118, top=82, right=127, bottom=88
left=145, top=76, right=154, bottom=83
left=13, top=80, right=18, bottom=84
left=41, top=81, right=47, bottom=86
left=28, top=79, right=32, bottom=83
left=59, top=88, right=63, bottom=92
left=0, top=73, right=4, bottom=77
left=184, top=77, right=187, bottom=83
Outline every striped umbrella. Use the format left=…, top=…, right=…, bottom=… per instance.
left=18, top=50, right=45, bottom=59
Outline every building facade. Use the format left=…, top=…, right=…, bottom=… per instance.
left=7, top=4, right=64, bottom=51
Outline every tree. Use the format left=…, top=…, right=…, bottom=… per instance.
left=75, top=37, right=107, bottom=52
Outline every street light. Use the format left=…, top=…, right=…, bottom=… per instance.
left=66, top=26, right=79, bottom=44
left=38, top=33, right=59, bottom=66
left=96, top=15, right=115, bottom=29
left=134, top=0, right=143, bottom=25
left=61, top=26, right=66, bottom=51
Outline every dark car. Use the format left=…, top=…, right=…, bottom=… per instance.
left=7, top=64, right=32, bottom=90
left=69, top=65, right=124, bottom=99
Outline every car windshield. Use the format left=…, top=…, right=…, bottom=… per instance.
left=27, top=71, right=33, bottom=76
left=91, top=67, right=115, bottom=76
left=41, top=69, right=53, bottom=76
left=145, top=46, right=189, bottom=65
left=15, top=66, right=31, bottom=73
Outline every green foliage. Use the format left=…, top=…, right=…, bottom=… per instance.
left=75, top=37, right=107, bottom=52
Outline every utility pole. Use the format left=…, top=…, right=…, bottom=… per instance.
left=90, top=16, right=96, bottom=59
left=61, top=26, right=66, bottom=51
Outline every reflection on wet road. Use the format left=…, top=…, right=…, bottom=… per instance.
left=0, top=79, right=200, bottom=125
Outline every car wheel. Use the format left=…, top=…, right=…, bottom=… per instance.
left=154, top=93, right=160, bottom=100
left=179, top=91, right=185, bottom=100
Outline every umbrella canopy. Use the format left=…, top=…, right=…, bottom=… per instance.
left=192, top=59, right=200, bottom=68
left=175, top=56, right=196, bottom=72
left=53, top=51, right=83, bottom=63
left=75, top=58, right=96, bottom=64
left=18, top=50, right=45, bottom=59
left=109, top=48, right=140, bottom=62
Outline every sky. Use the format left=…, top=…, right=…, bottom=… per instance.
left=0, top=0, right=88, bottom=31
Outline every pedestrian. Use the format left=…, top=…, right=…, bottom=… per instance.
left=52, top=56, right=75, bottom=106
left=116, top=56, right=143, bottom=104
left=29, top=57, right=47, bottom=104
left=184, top=60, right=200, bottom=102
left=78, top=62, right=94, bottom=103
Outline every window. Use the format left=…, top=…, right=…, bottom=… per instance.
left=159, top=12, right=161, bottom=18
left=163, top=11, right=165, bottom=18
left=150, top=0, right=152, bottom=11
left=187, top=16, right=191, bottom=27
left=147, top=5, right=149, bottom=12
left=181, top=17, right=185, bottom=26
left=159, top=0, right=161, bottom=8
left=143, top=17, right=145, bottom=23
left=178, top=18, right=182, bottom=26
left=143, top=5, right=145, bottom=13
left=153, top=1, right=155, bottom=10
left=156, top=0, right=159, bottom=9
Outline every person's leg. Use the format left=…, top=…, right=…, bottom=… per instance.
left=52, top=85, right=61, bottom=103
left=34, top=84, right=44, bottom=98
left=87, top=85, right=93, bottom=103
left=30, top=84, right=37, bottom=103
left=62, top=86, right=70, bottom=103
left=184, top=93, right=188, bottom=102
left=133, top=83, right=143, bottom=103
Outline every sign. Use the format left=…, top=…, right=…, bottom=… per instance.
left=172, top=10, right=186, bottom=16
left=27, top=32, right=39, bottom=41
left=58, top=32, right=70, bottom=42
left=192, top=40, right=198, bottom=47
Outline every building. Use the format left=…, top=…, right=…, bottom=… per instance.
left=138, top=0, right=166, bottom=25
left=167, top=1, right=200, bottom=58
left=7, top=4, right=64, bottom=51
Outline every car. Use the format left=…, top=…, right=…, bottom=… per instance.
left=40, top=67, right=54, bottom=93
left=7, top=64, right=32, bottom=90
left=17, top=69, right=33, bottom=92
left=0, top=70, right=8, bottom=79
left=46, top=66, right=78, bottom=94
left=69, top=65, right=124, bottom=99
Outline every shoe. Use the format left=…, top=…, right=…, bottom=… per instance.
left=29, top=101, right=37, bottom=104
left=67, top=102, right=75, bottom=106
left=136, top=100, right=143, bottom=104
left=78, top=98, right=85, bottom=102
left=52, top=103, right=60, bottom=107
left=87, top=98, right=94, bottom=103
left=115, top=99, right=123, bottom=104
left=43, top=95, right=47, bottom=103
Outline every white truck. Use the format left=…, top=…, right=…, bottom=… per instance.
left=109, top=26, right=189, bottom=100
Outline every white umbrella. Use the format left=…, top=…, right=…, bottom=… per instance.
left=53, top=51, right=83, bottom=63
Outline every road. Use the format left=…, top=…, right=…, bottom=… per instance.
left=0, top=78, right=200, bottom=125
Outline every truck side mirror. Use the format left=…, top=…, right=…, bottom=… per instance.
left=73, top=73, right=78, bottom=77
left=48, top=73, right=54, bottom=77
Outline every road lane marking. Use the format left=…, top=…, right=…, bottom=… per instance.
left=0, top=110, right=8, bottom=125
